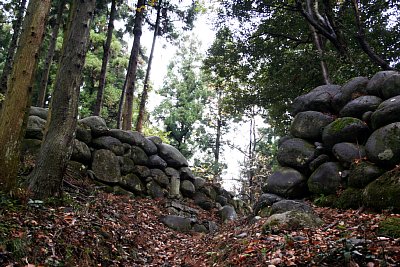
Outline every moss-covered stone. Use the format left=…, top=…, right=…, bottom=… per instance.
left=334, top=188, right=363, bottom=209
left=363, top=169, right=400, bottom=211
left=313, top=194, right=337, bottom=207
left=262, top=210, right=323, bottom=232
left=378, top=218, right=400, bottom=238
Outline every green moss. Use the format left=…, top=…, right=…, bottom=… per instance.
left=330, top=117, right=360, bottom=132
left=334, top=188, right=363, bottom=209
left=363, top=169, right=400, bottom=211
left=378, top=218, right=400, bottom=238
left=313, top=194, right=337, bottom=207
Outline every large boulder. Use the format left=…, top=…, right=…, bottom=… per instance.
left=92, top=136, right=124, bottom=156
left=91, top=149, right=121, bottom=184
left=309, top=154, right=330, bottom=172
left=150, top=169, right=170, bottom=188
left=291, top=84, right=341, bottom=115
left=130, top=146, right=149, bottom=165
left=262, top=167, right=308, bottom=198
left=218, top=205, right=237, bottom=222
left=253, top=193, right=283, bottom=216
left=365, top=122, right=400, bottom=167
left=322, top=117, right=370, bottom=149
left=158, top=144, right=188, bottom=167
left=263, top=211, right=323, bottom=231
left=381, top=73, right=400, bottom=99
left=180, top=180, right=196, bottom=198
left=277, top=138, right=316, bottom=172
left=339, top=96, right=382, bottom=118
left=332, top=142, right=366, bottom=167
left=76, top=121, right=92, bottom=144
left=370, top=95, right=400, bottom=130
left=25, top=115, right=46, bottom=140
left=348, top=161, right=384, bottom=188
left=193, top=192, right=214, bottom=210
left=366, top=71, right=398, bottom=97
left=132, top=165, right=151, bottom=180
left=290, top=111, right=334, bottom=140
left=79, top=116, right=108, bottom=137
left=363, top=169, right=400, bottom=211
left=120, top=173, right=145, bottom=194
left=118, top=156, right=135, bottom=175
left=29, top=106, right=48, bottom=120
left=160, top=215, right=192, bottom=232
left=146, top=180, right=165, bottom=198
left=270, top=200, right=315, bottom=215
left=71, top=139, right=91, bottom=164
left=308, top=162, right=344, bottom=195
left=332, top=76, right=369, bottom=111
left=179, top=167, right=195, bottom=181
left=148, top=155, right=167, bottom=169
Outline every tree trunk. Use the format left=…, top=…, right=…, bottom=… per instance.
left=309, top=24, right=331, bottom=84
left=0, top=0, right=51, bottom=193
left=214, top=88, right=222, bottom=182
left=28, top=0, right=95, bottom=199
left=0, top=0, right=27, bottom=95
left=93, top=0, right=117, bottom=116
left=351, top=0, right=394, bottom=71
left=119, top=0, right=146, bottom=130
left=36, top=0, right=66, bottom=107
left=136, top=0, right=162, bottom=133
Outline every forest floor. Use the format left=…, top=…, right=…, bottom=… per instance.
left=1, top=176, right=400, bottom=267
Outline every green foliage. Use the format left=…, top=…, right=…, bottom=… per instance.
left=378, top=218, right=400, bottom=238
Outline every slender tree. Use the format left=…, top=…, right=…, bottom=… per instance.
left=0, top=0, right=51, bottom=192
left=93, top=0, right=117, bottom=116
left=136, top=0, right=162, bottom=132
left=28, top=0, right=96, bottom=199
left=36, top=0, right=66, bottom=107
left=0, top=0, right=27, bottom=95
left=118, top=0, right=146, bottom=130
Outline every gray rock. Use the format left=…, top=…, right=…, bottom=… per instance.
left=290, top=111, right=334, bottom=140
left=122, top=143, right=132, bottom=156
left=148, top=155, right=167, bottom=169
left=91, top=149, right=121, bottom=184
left=216, top=195, right=228, bottom=206
left=29, top=106, right=48, bottom=120
left=146, top=180, right=165, bottom=198
left=160, top=215, right=192, bottom=232
left=192, top=224, right=208, bottom=233
left=169, top=175, right=180, bottom=197
left=348, top=161, right=384, bottom=188
left=371, top=95, right=400, bottom=130
left=108, top=129, right=138, bottom=145
left=362, top=111, right=373, bottom=124
left=381, top=73, right=400, bottom=99
left=180, top=180, right=196, bottom=198
left=253, top=193, right=283, bottom=216
left=322, top=117, right=370, bottom=149
left=277, top=138, right=316, bottom=172
left=193, top=192, right=214, bottom=210
left=118, top=156, right=135, bottom=175
left=309, top=154, right=330, bottom=172
left=270, top=200, right=315, bottom=215
left=218, top=205, right=237, bottom=222
left=262, top=167, right=308, bottom=198
left=25, top=115, right=46, bottom=140
left=200, top=185, right=217, bottom=200
left=332, top=142, right=366, bottom=167
left=71, top=139, right=91, bottom=164
left=339, top=96, right=382, bottom=118
left=179, top=167, right=195, bottom=181
left=79, top=116, right=108, bottom=137
left=263, top=211, right=323, bottom=231
left=147, top=136, right=162, bottom=145
left=92, top=136, right=124, bottom=156
left=278, top=136, right=291, bottom=147
left=131, top=146, right=149, bottom=165
left=193, top=177, right=206, bottom=190
left=120, top=173, right=145, bottom=194
left=365, top=122, right=400, bottom=167
left=308, top=162, right=344, bottom=195
left=141, top=137, right=158, bottom=155
left=132, top=165, right=151, bottom=179
left=366, top=71, right=398, bottom=97
left=76, top=121, right=92, bottom=144
left=165, top=167, right=180, bottom=178
left=158, top=143, right=188, bottom=167
left=332, top=76, right=369, bottom=111
left=150, top=169, right=170, bottom=188
left=291, top=84, right=341, bottom=115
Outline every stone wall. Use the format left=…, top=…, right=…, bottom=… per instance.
left=23, top=110, right=245, bottom=215
left=260, top=71, right=400, bottom=211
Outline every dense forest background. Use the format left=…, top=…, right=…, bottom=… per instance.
left=0, top=0, right=399, bottom=200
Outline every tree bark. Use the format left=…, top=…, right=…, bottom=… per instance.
left=119, top=0, right=146, bottom=130
left=0, top=0, right=51, bottom=193
left=93, top=0, right=117, bottom=116
left=36, top=0, right=66, bottom=107
left=309, top=24, right=331, bottom=84
left=351, top=0, right=394, bottom=71
left=0, top=0, right=27, bottom=95
left=28, top=0, right=95, bottom=199
left=214, top=88, right=222, bottom=183
left=136, top=0, right=162, bottom=133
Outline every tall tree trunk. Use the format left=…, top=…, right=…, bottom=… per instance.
left=0, top=0, right=27, bottom=95
left=119, top=0, right=146, bottom=130
left=36, top=0, right=66, bottom=107
left=28, top=0, right=95, bottom=199
left=136, top=0, right=162, bottom=133
left=0, top=0, right=51, bottom=193
left=309, top=24, right=331, bottom=84
left=93, top=0, right=117, bottom=116
left=214, top=88, right=222, bottom=183
left=351, top=0, right=394, bottom=70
